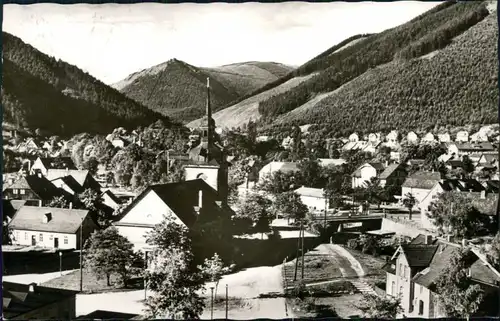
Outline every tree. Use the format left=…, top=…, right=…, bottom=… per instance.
left=259, top=170, right=297, bottom=196
left=402, top=193, right=417, bottom=220
left=357, top=234, right=382, bottom=255
left=462, top=155, right=475, bottom=179
left=82, top=156, right=99, bottom=176
left=435, top=248, right=484, bottom=319
left=84, top=227, right=140, bottom=287
left=144, top=216, right=205, bottom=319
left=357, top=294, right=403, bottom=319
left=77, top=188, right=111, bottom=228
left=486, top=232, right=500, bottom=270
left=274, top=191, right=309, bottom=224
left=428, top=192, right=491, bottom=238
left=197, top=253, right=231, bottom=299
left=362, top=177, right=384, bottom=209
left=236, top=194, right=273, bottom=238
left=47, top=195, right=70, bottom=208
left=297, top=158, right=322, bottom=188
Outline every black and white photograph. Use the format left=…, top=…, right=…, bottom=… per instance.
left=1, top=0, right=499, bottom=319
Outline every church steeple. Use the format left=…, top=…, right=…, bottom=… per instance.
left=202, top=77, right=213, bottom=161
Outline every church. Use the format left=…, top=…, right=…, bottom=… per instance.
left=113, top=78, right=233, bottom=251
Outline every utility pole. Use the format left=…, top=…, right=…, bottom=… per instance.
left=166, top=150, right=170, bottom=177
left=79, top=217, right=84, bottom=292
left=144, top=251, right=148, bottom=300
left=293, top=224, right=301, bottom=281
left=300, top=219, right=305, bottom=280
left=210, top=286, right=215, bottom=320
left=225, top=284, right=228, bottom=319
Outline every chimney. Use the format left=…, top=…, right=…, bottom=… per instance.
left=38, top=200, right=42, bottom=207
left=37, top=172, right=42, bottom=178
left=425, top=235, right=433, bottom=245
left=198, top=190, right=203, bottom=209
left=28, top=283, right=36, bottom=292
left=43, top=212, right=52, bottom=223
left=480, top=190, right=486, bottom=199
left=385, top=160, right=389, bottom=167
left=462, top=239, right=468, bottom=247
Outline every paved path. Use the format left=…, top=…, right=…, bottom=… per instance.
left=3, top=270, right=78, bottom=285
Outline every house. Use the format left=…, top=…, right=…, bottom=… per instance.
left=470, top=131, right=489, bottom=143
left=421, top=133, right=436, bottom=144
left=50, top=175, right=85, bottom=196
left=8, top=205, right=97, bottom=250
left=386, top=130, right=400, bottom=148
left=318, top=158, right=347, bottom=167
left=46, top=169, right=102, bottom=193
left=351, top=162, right=386, bottom=189
left=455, top=130, right=469, bottom=142
left=383, top=234, right=500, bottom=318
left=2, top=174, right=66, bottom=206
left=76, top=310, right=140, bottom=320
left=101, top=189, right=122, bottom=211
left=378, top=163, right=407, bottom=189
left=363, top=141, right=381, bottom=154
left=2, top=199, right=27, bottom=223
left=30, top=157, right=77, bottom=177
left=349, top=133, right=360, bottom=142
left=294, top=186, right=328, bottom=211
left=368, top=133, right=381, bottom=143
left=407, top=132, right=419, bottom=144
left=407, top=159, right=426, bottom=170
left=390, top=152, right=402, bottom=162
left=449, top=142, right=496, bottom=156
left=483, top=180, right=500, bottom=193
left=437, top=133, right=451, bottom=143
left=258, top=161, right=299, bottom=183
left=256, top=135, right=270, bottom=142
left=477, top=154, right=499, bottom=171
left=3, top=281, right=78, bottom=320
left=342, top=140, right=367, bottom=152
left=445, top=158, right=463, bottom=171
left=16, top=139, right=40, bottom=153
left=401, top=171, right=442, bottom=206
left=114, top=179, right=234, bottom=252
left=111, top=137, right=129, bottom=149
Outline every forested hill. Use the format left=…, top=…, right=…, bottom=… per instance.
left=194, top=1, right=498, bottom=138
left=2, top=32, right=173, bottom=137
left=113, top=59, right=294, bottom=123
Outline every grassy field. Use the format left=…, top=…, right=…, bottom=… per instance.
left=343, top=246, right=386, bottom=285
left=287, top=294, right=365, bottom=318
left=41, top=269, right=143, bottom=293
left=283, top=252, right=343, bottom=286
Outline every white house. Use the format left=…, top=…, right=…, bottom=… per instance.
left=421, top=133, right=435, bottom=144
left=407, top=132, right=419, bottom=144
left=30, top=157, right=77, bottom=177
left=455, top=130, right=469, bottom=142
left=386, top=130, right=400, bottom=148
left=294, top=186, right=328, bottom=212
left=318, top=158, right=346, bottom=167
left=258, top=161, right=299, bottom=183
left=470, top=131, right=489, bottom=143
left=351, top=162, right=385, bottom=189
left=9, top=205, right=96, bottom=250
left=368, top=133, right=381, bottom=143
left=114, top=179, right=234, bottom=252
left=437, top=133, right=451, bottom=143
left=101, top=190, right=122, bottom=211
left=349, top=133, right=360, bottom=142
left=401, top=171, right=441, bottom=208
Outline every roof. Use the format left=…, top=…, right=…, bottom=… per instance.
left=260, top=162, right=299, bottom=175
left=467, top=193, right=498, bottom=216
left=294, top=186, right=325, bottom=198
left=412, top=241, right=458, bottom=288
left=456, top=142, right=495, bottom=151
left=484, top=180, right=500, bottom=193
left=352, top=162, right=385, bottom=178
left=46, top=169, right=89, bottom=186
left=439, top=179, right=485, bottom=193
left=401, top=244, right=439, bottom=268
left=2, top=200, right=27, bottom=220
left=402, top=171, right=441, bottom=189
left=318, top=158, right=346, bottom=167
left=115, top=179, right=234, bottom=228
left=102, top=190, right=122, bottom=204
left=379, top=163, right=402, bottom=180
left=187, top=140, right=224, bottom=165
left=481, top=154, right=499, bottom=164
left=408, top=159, right=425, bottom=166
left=3, top=281, right=78, bottom=319
left=38, top=157, right=77, bottom=170
left=446, top=159, right=463, bottom=167
left=51, top=175, right=84, bottom=194
left=76, top=310, right=139, bottom=320
left=8, top=206, right=90, bottom=234
left=3, top=175, right=65, bottom=200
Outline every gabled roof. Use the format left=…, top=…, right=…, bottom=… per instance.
left=351, top=162, right=385, bottom=178
left=51, top=175, right=84, bottom=194
left=401, top=244, right=439, bottom=268
left=8, top=206, right=90, bottom=234
left=3, top=175, right=64, bottom=200
left=38, top=157, right=77, bottom=170
left=439, top=179, right=485, bottom=193
left=116, top=179, right=234, bottom=228
left=402, top=171, right=441, bottom=189
left=484, top=180, right=500, bottom=193
left=294, top=186, right=325, bottom=198
left=408, top=159, right=425, bottom=166
left=2, top=200, right=27, bottom=220
left=101, top=190, right=122, bottom=204
left=456, top=142, right=495, bottom=151
left=260, top=162, right=299, bottom=175
left=46, top=169, right=101, bottom=191
left=76, top=310, right=139, bottom=320
left=3, top=281, right=79, bottom=319
left=318, top=158, right=346, bottom=167
left=379, top=163, right=402, bottom=180
left=412, top=242, right=458, bottom=288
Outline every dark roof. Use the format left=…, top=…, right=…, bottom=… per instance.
left=412, top=242, right=458, bottom=288
left=51, top=175, right=84, bottom=194
left=188, top=141, right=224, bottom=165
left=115, top=179, right=234, bottom=228
left=4, top=175, right=65, bottom=200
left=2, top=200, right=27, bottom=220
left=456, top=142, right=495, bottom=151
left=467, top=193, right=498, bottom=216
left=46, top=169, right=101, bottom=192
left=379, top=163, right=402, bottom=180
left=439, top=179, right=485, bottom=193
left=3, top=281, right=78, bottom=319
left=9, top=206, right=90, bottom=234
left=401, top=244, right=438, bottom=268
left=446, top=159, right=463, bottom=167
left=408, top=159, right=425, bottom=166
left=102, top=190, right=122, bottom=204
left=369, top=162, right=385, bottom=171
left=484, top=180, right=500, bottom=193
left=38, top=157, right=77, bottom=170
left=402, top=171, right=441, bottom=189
left=76, top=310, right=139, bottom=320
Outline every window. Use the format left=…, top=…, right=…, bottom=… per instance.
left=39, top=234, right=43, bottom=241
left=64, top=236, right=68, bottom=244
left=13, top=189, right=18, bottom=194
left=399, top=263, right=403, bottom=276
left=418, top=300, right=424, bottom=315
left=20, top=189, right=25, bottom=195
left=399, top=286, right=403, bottom=297
left=15, top=232, right=19, bottom=241
left=24, top=232, right=28, bottom=240
left=49, top=235, right=53, bottom=240
left=391, top=281, right=396, bottom=295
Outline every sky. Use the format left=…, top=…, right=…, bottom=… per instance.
left=3, top=2, right=442, bottom=85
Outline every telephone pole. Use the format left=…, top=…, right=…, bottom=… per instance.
left=293, top=225, right=301, bottom=281
left=79, top=217, right=84, bottom=292
left=300, top=219, right=305, bottom=280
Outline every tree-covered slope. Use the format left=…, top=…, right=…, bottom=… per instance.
left=254, top=1, right=496, bottom=137
left=2, top=32, right=169, bottom=137
left=114, top=59, right=293, bottom=123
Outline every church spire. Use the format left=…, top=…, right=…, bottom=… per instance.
left=205, top=77, right=213, bottom=161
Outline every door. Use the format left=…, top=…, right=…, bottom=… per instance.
left=31, top=235, right=36, bottom=246
left=54, top=237, right=59, bottom=248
